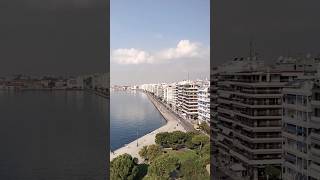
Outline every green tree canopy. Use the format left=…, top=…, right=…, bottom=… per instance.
left=139, top=144, right=163, bottom=162
left=156, top=131, right=194, bottom=149
left=179, top=159, right=210, bottom=180
left=146, top=144, right=162, bottom=162
left=155, top=132, right=170, bottom=147
left=139, top=146, right=148, bottom=161
left=191, top=134, right=210, bottom=151
left=147, top=154, right=180, bottom=179
left=110, top=154, right=139, bottom=180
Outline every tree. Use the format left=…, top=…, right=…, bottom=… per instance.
left=191, top=134, right=209, bottom=151
left=155, top=132, right=170, bottom=147
left=147, top=154, right=180, bottom=180
left=156, top=131, right=191, bottom=149
left=146, top=144, right=163, bottom=162
left=110, top=154, right=139, bottom=180
left=199, top=122, right=210, bottom=134
left=168, top=131, right=188, bottom=146
left=179, top=159, right=209, bottom=180
left=265, top=165, right=281, bottom=180
left=139, top=145, right=162, bottom=162
left=139, top=146, right=148, bottom=161
left=185, top=132, right=198, bottom=149
left=200, top=144, right=210, bottom=157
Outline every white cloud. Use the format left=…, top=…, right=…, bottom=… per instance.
left=111, top=40, right=209, bottom=65
left=111, top=48, right=154, bottom=64
left=158, top=40, right=203, bottom=59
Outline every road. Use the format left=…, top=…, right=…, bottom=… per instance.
left=148, top=93, right=196, bottom=132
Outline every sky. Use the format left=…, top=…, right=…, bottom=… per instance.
left=213, top=0, right=320, bottom=66
left=110, top=0, right=210, bottom=85
left=0, top=0, right=108, bottom=77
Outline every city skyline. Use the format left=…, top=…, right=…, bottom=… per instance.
left=110, top=0, right=210, bottom=85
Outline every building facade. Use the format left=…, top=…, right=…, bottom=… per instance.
left=215, top=58, right=304, bottom=180
left=198, top=84, right=210, bottom=124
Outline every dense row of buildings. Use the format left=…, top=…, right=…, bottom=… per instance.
left=211, top=56, right=320, bottom=180
left=0, top=73, right=109, bottom=92
left=139, top=79, right=210, bottom=124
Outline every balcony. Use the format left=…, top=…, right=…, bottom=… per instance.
left=310, top=132, right=320, bottom=144
left=218, top=88, right=282, bottom=98
left=283, top=144, right=308, bottom=159
left=232, top=100, right=282, bottom=109
left=233, top=121, right=281, bottom=132
left=229, top=149, right=282, bottom=165
left=311, top=116, right=320, bottom=128
left=311, top=147, right=320, bottom=157
left=233, top=131, right=282, bottom=143
left=283, top=103, right=312, bottom=112
left=233, top=110, right=281, bottom=120
left=235, top=141, right=281, bottom=154
left=311, top=100, right=320, bottom=106
left=222, top=80, right=286, bottom=88
left=310, top=163, right=320, bottom=178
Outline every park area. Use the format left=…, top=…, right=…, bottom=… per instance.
left=110, top=131, right=210, bottom=180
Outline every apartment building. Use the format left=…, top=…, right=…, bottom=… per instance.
left=310, top=79, right=320, bottom=180
left=211, top=68, right=219, bottom=144
left=176, top=80, right=199, bottom=120
left=198, top=83, right=210, bottom=124
left=164, top=83, right=176, bottom=107
left=282, top=76, right=320, bottom=180
left=216, top=58, right=304, bottom=180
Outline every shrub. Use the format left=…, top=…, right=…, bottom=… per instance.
left=110, top=154, right=139, bottom=180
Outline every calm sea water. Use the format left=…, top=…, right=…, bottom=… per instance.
left=0, top=91, right=108, bottom=180
left=110, top=91, right=166, bottom=151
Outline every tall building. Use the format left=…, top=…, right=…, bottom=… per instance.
left=165, top=83, right=176, bottom=107
left=216, top=58, right=304, bottom=180
left=211, top=68, right=219, bottom=145
left=177, top=80, right=199, bottom=120
left=309, top=79, right=320, bottom=180
left=282, top=79, right=313, bottom=180
left=282, top=74, right=320, bottom=180
left=198, top=82, right=210, bottom=124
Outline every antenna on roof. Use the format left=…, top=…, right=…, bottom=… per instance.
left=249, top=36, right=257, bottom=60
left=249, top=40, right=253, bottom=60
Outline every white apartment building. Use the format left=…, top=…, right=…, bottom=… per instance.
left=282, top=76, right=320, bottom=180
left=310, top=79, right=320, bottom=180
left=198, top=83, right=210, bottom=124
left=164, top=83, right=176, bottom=107
left=163, top=84, right=168, bottom=102
left=216, top=57, right=304, bottom=180
left=177, top=80, right=199, bottom=120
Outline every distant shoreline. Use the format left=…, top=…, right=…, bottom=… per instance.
left=0, top=88, right=109, bottom=99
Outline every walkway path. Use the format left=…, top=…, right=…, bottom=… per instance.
left=110, top=92, right=188, bottom=162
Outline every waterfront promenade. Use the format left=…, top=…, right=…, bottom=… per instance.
left=110, top=92, right=187, bottom=162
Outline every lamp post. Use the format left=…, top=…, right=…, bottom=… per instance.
left=136, top=128, right=139, bottom=147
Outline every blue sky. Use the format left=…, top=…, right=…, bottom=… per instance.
left=111, top=0, right=210, bottom=85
